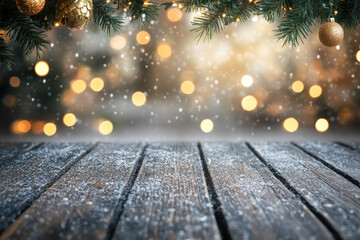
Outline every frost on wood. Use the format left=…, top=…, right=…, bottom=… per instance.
left=1, top=143, right=144, bottom=240
left=201, top=142, right=332, bottom=240
left=113, top=143, right=220, bottom=240
left=250, top=142, right=360, bottom=240
left=0, top=142, right=94, bottom=235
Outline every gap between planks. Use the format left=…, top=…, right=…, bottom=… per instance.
left=0, top=142, right=99, bottom=235
left=197, top=143, right=232, bottom=240
left=104, top=144, right=148, bottom=240
left=291, top=142, right=360, bottom=188
left=245, top=142, right=343, bottom=240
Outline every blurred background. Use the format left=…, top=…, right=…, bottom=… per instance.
left=0, top=8, right=359, bottom=141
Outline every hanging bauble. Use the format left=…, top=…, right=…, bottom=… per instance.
left=56, top=0, right=93, bottom=29
left=318, top=18, right=344, bottom=47
left=16, top=0, right=46, bottom=16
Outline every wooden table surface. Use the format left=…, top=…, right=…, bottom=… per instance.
left=0, top=142, right=359, bottom=240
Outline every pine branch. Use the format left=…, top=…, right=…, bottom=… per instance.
left=256, top=0, right=291, bottom=22
left=0, top=34, right=14, bottom=71
left=93, top=1, right=123, bottom=34
left=121, top=0, right=159, bottom=25
left=191, top=1, right=230, bottom=41
left=1, top=5, right=49, bottom=57
left=179, top=0, right=217, bottom=12
left=275, top=0, right=316, bottom=47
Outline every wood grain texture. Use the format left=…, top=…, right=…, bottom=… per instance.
left=250, top=142, right=360, bottom=240
left=295, top=142, right=360, bottom=183
left=1, top=143, right=144, bottom=240
left=0, top=142, right=41, bottom=166
left=112, top=143, right=221, bottom=240
left=0, top=142, right=94, bottom=234
left=201, top=142, right=333, bottom=240
left=345, top=142, right=360, bottom=151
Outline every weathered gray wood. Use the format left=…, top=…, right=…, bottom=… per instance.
left=345, top=142, right=360, bottom=151
left=0, top=142, right=42, bottom=166
left=0, top=142, right=95, bottom=234
left=250, top=142, right=360, bottom=240
left=1, top=143, right=144, bottom=240
left=112, top=143, right=220, bottom=240
left=296, top=142, right=360, bottom=184
left=201, top=142, right=333, bottom=240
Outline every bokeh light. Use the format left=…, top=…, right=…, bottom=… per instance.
left=110, top=35, right=126, bottom=50
left=32, top=121, right=45, bottom=134
left=157, top=43, right=172, bottom=58
left=132, top=91, right=147, bottom=107
left=43, top=122, right=57, bottom=136
left=90, top=77, right=104, bottom=92
left=315, top=118, right=329, bottom=132
left=11, top=120, right=31, bottom=134
left=136, top=31, right=150, bottom=45
left=283, top=118, right=299, bottom=133
left=241, top=95, right=257, bottom=111
left=34, top=61, right=49, bottom=77
left=63, top=113, right=77, bottom=127
left=180, top=81, right=195, bottom=94
left=9, top=76, right=20, bottom=88
left=98, top=120, right=113, bottom=135
left=241, top=75, right=253, bottom=88
left=292, top=80, right=304, bottom=93
left=2, top=94, right=17, bottom=108
left=200, top=119, right=214, bottom=133
left=71, top=79, right=87, bottom=94
left=309, top=85, right=322, bottom=98
left=356, top=50, right=360, bottom=62
left=167, top=8, right=183, bottom=22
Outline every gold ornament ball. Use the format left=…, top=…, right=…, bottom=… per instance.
left=16, top=0, right=45, bottom=16
left=56, top=0, right=93, bottom=29
left=318, top=19, right=344, bottom=47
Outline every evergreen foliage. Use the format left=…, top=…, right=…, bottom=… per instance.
left=0, top=0, right=359, bottom=70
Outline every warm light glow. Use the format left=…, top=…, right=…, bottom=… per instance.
left=71, top=79, right=87, bottom=94
left=110, top=35, right=127, bottom=50
left=34, top=61, right=49, bottom=77
left=2, top=94, right=17, bottom=108
left=200, top=119, right=214, bottom=133
left=356, top=50, right=360, bottom=62
left=90, top=77, right=104, bottom=92
left=241, top=95, right=257, bottom=111
left=315, top=118, right=329, bottom=132
left=309, top=85, right=322, bottom=98
left=43, top=122, right=57, bottom=136
left=32, top=121, right=45, bottom=134
left=136, top=31, right=150, bottom=45
left=132, top=91, right=147, bottom=107
left=157, top=43, right=172, bottom=58
left=167, top=8, right=183, bottom=22
left=241, top=75, right=253, bottom=88
left=9, top=76, right=20, bottom=87
left=180, top=81, right=195, bottom=94
left=98, top=120, right=113, bottom=135
left=292, top=80, right=304, bottom=93
left=63, top=113, right=77, bottom=127
left=283, top=117, right=299, bottom=133
left=11, top=120, right=31, bottom=134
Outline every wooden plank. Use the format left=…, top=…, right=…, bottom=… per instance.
left=112, top=143, right=221, bottom=240
left=201, top=142, right=333, bottom=240
left=343, top=142, right=360, bottom=151
left=0, top=142, right=42, bottom=166
left=295, top=142, right=360, bottom=185
left=249, top=142, right=360, bottom=240
left=0, top=142, right=95, bottom=233
left=1, top=143, right=144, bottom=240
